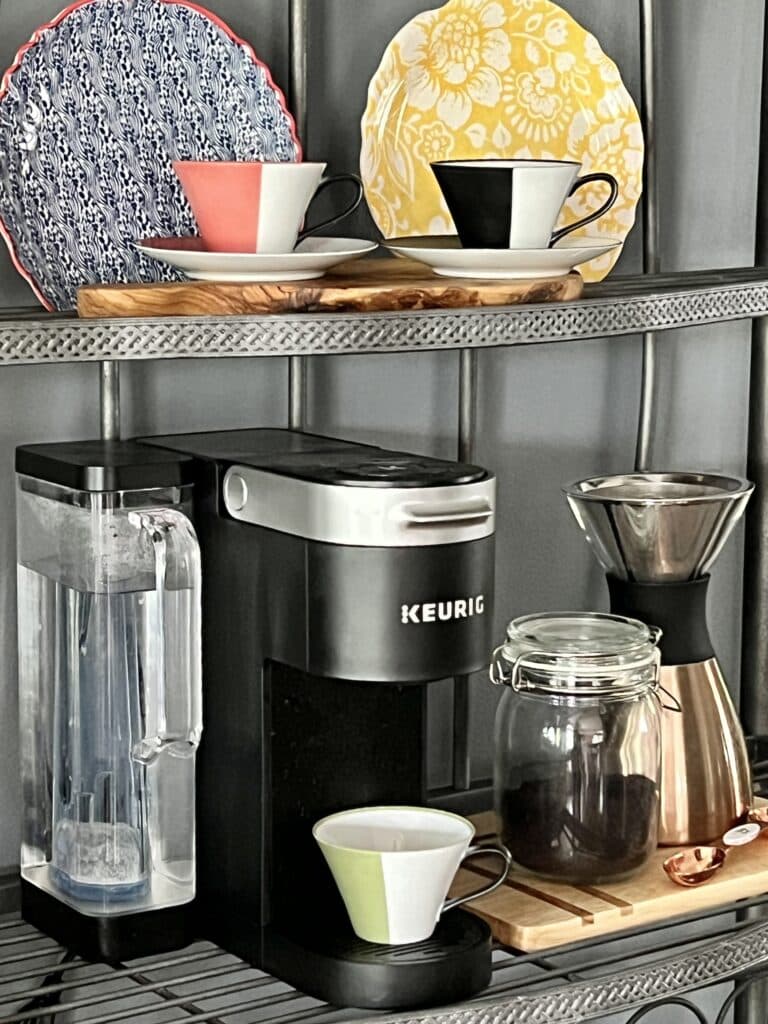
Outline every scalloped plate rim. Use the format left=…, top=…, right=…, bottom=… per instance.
left=0, top=0, right=301, bottom=310
left=359, top=0, right=643, bottom=283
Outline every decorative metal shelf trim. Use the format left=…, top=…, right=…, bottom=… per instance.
left=377, top=920, right=768, bottom=1024
left=0, top=268, right=766, bottom=365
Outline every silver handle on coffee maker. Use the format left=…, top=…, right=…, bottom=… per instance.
left=401, top=499, right=493, bottom=526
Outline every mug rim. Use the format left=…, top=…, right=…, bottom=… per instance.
left=312, top=804, right=475, bottom=855
left=172, top=159, right=326, bottom=170
left=431, top=158, right=581, bottom=169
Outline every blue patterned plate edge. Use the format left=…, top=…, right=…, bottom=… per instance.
left=0, top=0, right=301, bottom=311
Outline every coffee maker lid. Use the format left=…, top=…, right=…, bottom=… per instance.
left=16, top=439, right=196, bottom=492
left=141, top=428, right=487, bottom=488
left=246, top=451, right=486, bottom=488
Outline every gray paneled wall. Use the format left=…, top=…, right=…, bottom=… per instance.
left=0, top=10, right=761, bottom=996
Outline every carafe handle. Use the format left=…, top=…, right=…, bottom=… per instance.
left=129, top=508, right=202, bottom=765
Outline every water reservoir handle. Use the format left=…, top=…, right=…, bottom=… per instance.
left=128, top=509, right=202, bottom=766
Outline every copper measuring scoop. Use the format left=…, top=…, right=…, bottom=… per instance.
left=747, top=806, right=768, bottom=829
left=663, top=820, right=764, bottom=887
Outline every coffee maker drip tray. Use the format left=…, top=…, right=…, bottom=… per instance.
left=264, top=911, right=492, bottom=1010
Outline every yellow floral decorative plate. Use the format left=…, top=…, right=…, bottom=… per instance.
left=360, top=0, right=643, bottom=281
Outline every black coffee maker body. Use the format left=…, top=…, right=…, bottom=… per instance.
left=143, top=429, right=496, bottom=1009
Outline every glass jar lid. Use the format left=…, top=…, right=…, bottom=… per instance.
left=491, top=611, right=661, bottom=696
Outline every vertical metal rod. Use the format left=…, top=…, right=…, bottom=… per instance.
left=100, top=361, right=121, bottom=441
left=288, top=358, right=306, bottom=430
left=741, top=0, right=768, bottom=740
left=289, top=0, right=309, bottom=147
left=737, top=12, right=768, bottom=1024
left=634, top=0, right=660, bottom=472
left=458, top=350, right=477, bottom=465
left=453, top=350, right=477, bottom=792
left=288, top=0, right=309, bottom=430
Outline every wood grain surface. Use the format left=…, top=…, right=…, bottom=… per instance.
left=77, top=259, right=583, bottom=318
left=453, top=811, right=768, bottom=951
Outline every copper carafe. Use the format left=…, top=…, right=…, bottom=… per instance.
left=564, top=472, right=754, bottom=845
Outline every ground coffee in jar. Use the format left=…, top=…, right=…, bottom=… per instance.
left=491, top=612, right=662, bottom=884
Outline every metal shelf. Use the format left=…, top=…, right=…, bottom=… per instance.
left=2, top=900, right=768, bottom=1024
left=0, top=267, right=766, bottom=366
left=4, top=746, right=768, bottom=1023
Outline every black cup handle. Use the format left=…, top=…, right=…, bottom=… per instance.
left=297, top=173, right=364, bottom=242
left=550, top=172, right=620, bottom=246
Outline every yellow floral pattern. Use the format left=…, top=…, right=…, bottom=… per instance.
left=360, top=0, right=643, bottom=281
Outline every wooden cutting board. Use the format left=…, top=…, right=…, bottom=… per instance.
left=77, top=259, right=583, bottom=318
left=453, top=812, right=768, bottom=951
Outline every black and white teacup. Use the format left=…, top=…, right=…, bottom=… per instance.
left=431, top=159, right=619, bottom=250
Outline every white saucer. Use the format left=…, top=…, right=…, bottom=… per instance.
left=383, top=235, right=621, bottom=280
left=136, top=236, right=378, bottom=282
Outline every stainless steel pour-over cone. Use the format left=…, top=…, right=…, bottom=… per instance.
left=563, top=472, right=753, bottom=583
left=563, top=472, right=754, bottom=845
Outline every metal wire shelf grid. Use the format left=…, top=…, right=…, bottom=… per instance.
left=1, top=895, right=768, bottom=1024
left=0, top=268, right=766, bottom=366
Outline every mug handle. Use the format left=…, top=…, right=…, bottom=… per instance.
left=441, top=844, right=512, bottom=915
left=549, top=172, right=620, bottom=246
left=297, top=173, right=364, bottom=242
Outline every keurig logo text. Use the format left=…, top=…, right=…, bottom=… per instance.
left=401, top=595, right=485, bottom=625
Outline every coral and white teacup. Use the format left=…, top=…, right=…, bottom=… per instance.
left=174, top=161, right=363, bottom=253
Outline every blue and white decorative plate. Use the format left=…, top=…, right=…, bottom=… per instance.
left=0, top=0, right=300, bottom=310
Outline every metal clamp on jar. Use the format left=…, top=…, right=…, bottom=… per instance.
left=491, top=612, right=663, bottom=885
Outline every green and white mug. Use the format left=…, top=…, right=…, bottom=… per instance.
left=313, top=806, right=511, bottom=945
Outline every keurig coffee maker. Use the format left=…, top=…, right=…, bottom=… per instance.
left=129, top=429, right=496, bottom=1009
left=16, top=429, right=495, bottom=1004
left=139, top=429, right=497, bottom=1009
left=564, top=471, right=753, bottom=845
